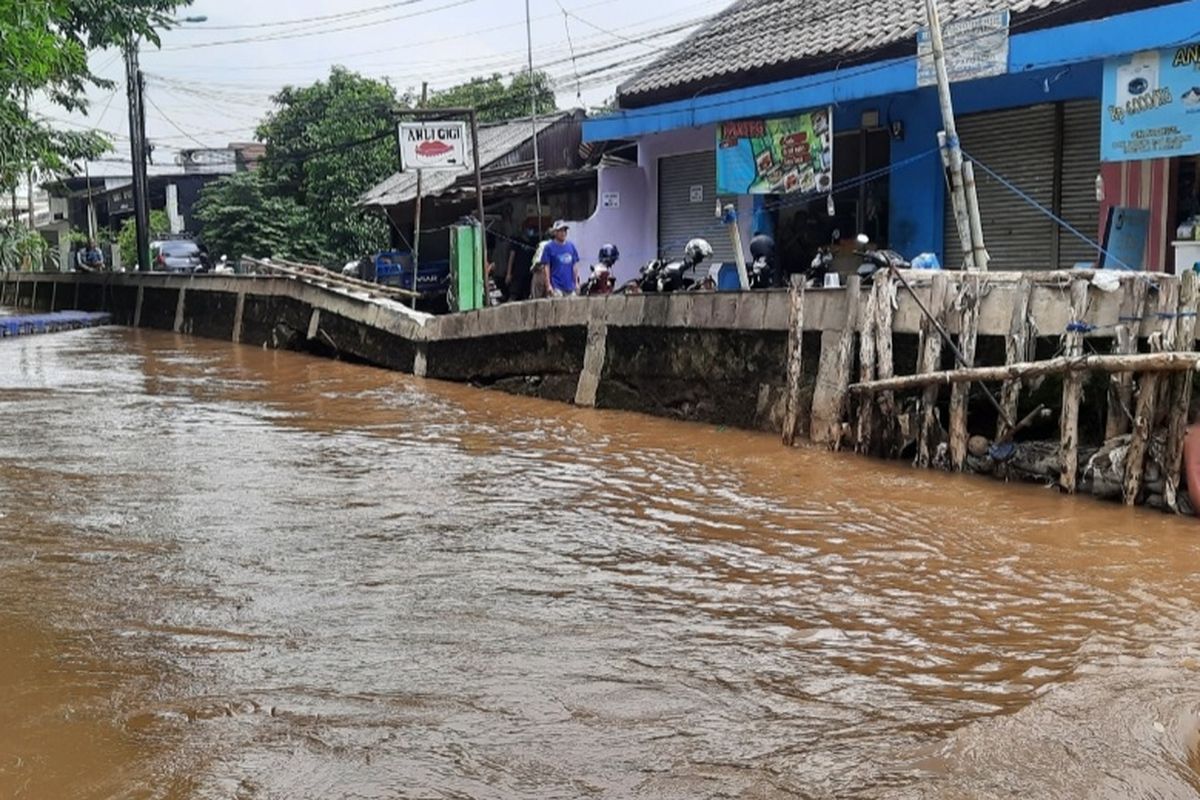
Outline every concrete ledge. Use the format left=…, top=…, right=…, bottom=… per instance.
left=7, top=270, right=1187, bottom=344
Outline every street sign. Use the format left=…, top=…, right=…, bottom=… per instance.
left=917, top=10, right=1009, bottom=87
left=397, top=121, right=469, bottom=171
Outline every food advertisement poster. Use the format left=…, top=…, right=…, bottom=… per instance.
left=1101, top=45, right=1200, bottom=162
left=716, top=108, right=833, bottom=195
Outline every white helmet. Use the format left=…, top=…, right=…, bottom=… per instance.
left=684, top=238, right=713, bottom=265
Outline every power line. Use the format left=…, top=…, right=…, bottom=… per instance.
left=172, top=0, right=438, bottom=31
left=159, top=0, right=479, bottom=51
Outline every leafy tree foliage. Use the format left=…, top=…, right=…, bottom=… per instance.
left=428, top=72, right=556, bottom=123
left=252, top=67, right=397, bottom=260
left=0, top=0, right=188, bottom=190
left=117, top=209, right=169, bottom=265
left=193, top=172, right=322, bottom=262
left=195, top=68, right=559, bottom=265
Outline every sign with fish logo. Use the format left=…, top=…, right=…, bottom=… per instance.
left=716, top=108, right=833, bottom=195
left=398, top=122, right=469, bottom=171
left=1102, top=45, right=1200, bottom=161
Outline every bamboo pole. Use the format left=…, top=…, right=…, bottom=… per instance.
left=949, top=276, right=982, bottom=470
left=1124, top=279, right=1180, bottom=506
left=996, top=275, right=1033, bottom=441
left=1163, top=269, right=1199, bottom=512
left=1059, top=278, right=1090, bottom=493
left=855, top=277, right=880, bottom=453
left=849, top=351, right=1200, bottom=394
left=781, top=279, right=806, bottom=447
left=916, top=273, right=950, bottom=467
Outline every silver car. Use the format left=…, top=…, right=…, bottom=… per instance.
left=152, top=239, right=204, bottom=273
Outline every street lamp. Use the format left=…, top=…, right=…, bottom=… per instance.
left=124, top=15, right=205, bottom=271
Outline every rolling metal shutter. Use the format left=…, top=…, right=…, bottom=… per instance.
left=1058, top=99, right=1102, bottom=268
left=658, top=151, right=736, bottom=263
left=945, top=104, right=1057, bottom=270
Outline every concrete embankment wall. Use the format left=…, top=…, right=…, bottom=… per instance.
left=1, top=273, right=818, bottom=432
left=3, top=271, right=1175, bottom=439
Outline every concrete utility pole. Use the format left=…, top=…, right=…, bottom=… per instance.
left=124, top=33, right=151, bottom=271
left=411, top=82, right=428, bottom=310
left=924, top=0, right=988, bottom=271
left=525, top=0, right=543, bottom=227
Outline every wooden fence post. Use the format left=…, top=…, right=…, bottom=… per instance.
left=1059, top=278, right=1090, bottom=493
left=916, top=273, right=950, bottom=468
left=781, top=280, right=806, bottom=446
left=1106, top=278, right=1149, bottom=439
left=855, top=278, right=880, bottom=453
left=873, top=276, right=898, bottom=456
left=996, top=275, right=1033, bottom=442
left=949, top=275, right=982, bottom=470
left=1125, top=278, right=1180, bottom=505
left=828, top=275, right=861, bottom=450
left=1163, top=270, right=1199, bottom=511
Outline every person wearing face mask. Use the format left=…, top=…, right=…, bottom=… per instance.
left=505, top=224, right=538, bottom=301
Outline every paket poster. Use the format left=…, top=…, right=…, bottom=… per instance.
left=716, top=109, right=833, bottom=195
left=1102, top=45, right=1200, bottom=161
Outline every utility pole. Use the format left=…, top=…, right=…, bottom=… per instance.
left=924, top=0, right=988, bottom=271
left=410, top=82, right=428, bottom=310
left=525, top=0, right=543, bottom=227
left=124, top=33, right=151, bottom=271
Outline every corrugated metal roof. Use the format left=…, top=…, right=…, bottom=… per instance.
left=618, top=0, right=1119, bottom=104
left=358, top=112, right=569, bottom=207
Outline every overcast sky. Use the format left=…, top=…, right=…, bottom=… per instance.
left=34, top=0, right=727, bottom=177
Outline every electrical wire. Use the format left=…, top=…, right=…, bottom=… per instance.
left=172, top=0, right=441, bottom=31
left=158, top=0, right=479, bottom=51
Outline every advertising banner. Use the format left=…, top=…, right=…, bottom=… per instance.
left=1102, top=45, right=1200, bottom=162
left=917, top=10, right=1010, bottom=87
left=716, top=109, right=833, bottom=195
left=397, top=121, right=469, bottom=171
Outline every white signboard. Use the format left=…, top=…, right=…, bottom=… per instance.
left=601, top=191, right=620, bottom=209
left=689, top=185, right=704, bottom=203
left=398, top=121, right=469, bottom=171
left=917, top=10, right=1009, bottom=87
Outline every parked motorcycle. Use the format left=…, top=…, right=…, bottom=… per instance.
left=805, top=245, right=834, bottom=287
left=618, top=238, right=713, bottom=294
left=581, top=243, right=619, bottom=296
left=854, top=233, right=909, bottom=286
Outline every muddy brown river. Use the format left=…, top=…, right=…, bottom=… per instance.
left=3, top=326, right=1200, bottom=799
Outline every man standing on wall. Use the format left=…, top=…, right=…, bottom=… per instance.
left=539, top=220, right=580, bottom=297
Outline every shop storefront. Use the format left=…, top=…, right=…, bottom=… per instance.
left=1100, top=44, right=1200, bottom=272
left=583, top=0, right=1200, bottom=276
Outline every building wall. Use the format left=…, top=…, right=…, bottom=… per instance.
left=563, top=164, right=649, bottom=284
left=885, top=61, right=1105, bottom=263
left=561, top=125, right=756, bottom=285
left=1099, top=158, right=1176, bottom=270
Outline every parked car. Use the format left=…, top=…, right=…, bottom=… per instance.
left=151, top=239, right=206, bottom=273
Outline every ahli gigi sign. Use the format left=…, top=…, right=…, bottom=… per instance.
left=1101, top=44, right=1200, bottom=162
left=716, top=108, right=833, bottom=195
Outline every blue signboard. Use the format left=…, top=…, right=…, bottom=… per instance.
left=1102, top=45, right=1200, bottom=162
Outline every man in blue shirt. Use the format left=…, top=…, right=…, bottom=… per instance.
left=539, top=220, right=580, bottom=296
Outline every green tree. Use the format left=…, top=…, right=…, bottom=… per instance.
left=254, top=67, right=397, bottom=259
left=0, top=0, right=189, bottom=191
left=428, top=71, right=556, bottom=123
left=117, top=210, right=169, bottom=266
left=193, top=171, right=323, bottom=262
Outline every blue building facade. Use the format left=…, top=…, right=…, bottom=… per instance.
left=581, top=0, right=1200, bottom=276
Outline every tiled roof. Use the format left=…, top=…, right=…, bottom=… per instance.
left=618, top=0, right=1094, bottom=105
left=358, top=112, right=568, bottom=207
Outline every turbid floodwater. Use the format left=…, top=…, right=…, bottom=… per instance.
left=2, top=325, right=1200, bottom=799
